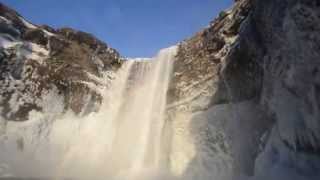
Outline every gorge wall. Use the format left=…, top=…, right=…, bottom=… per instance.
left=168, top=0, right=320, bottom=179
left=0, top=0, right=320, bottom=180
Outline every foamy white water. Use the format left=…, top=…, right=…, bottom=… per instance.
left=0, top=46, right=178, bottom=179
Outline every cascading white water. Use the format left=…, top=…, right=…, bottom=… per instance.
left=0, top=46, right=178, bottom=179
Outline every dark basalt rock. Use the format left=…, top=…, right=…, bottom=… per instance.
left=23, top=28, right=48, bottom=46
left=48, top=35, right=70, bottom=55
left=40, top=24, right=56, bottom=33
left=251, top=0, right=320, bottom=155
left=0, top=22, right=20, bottom=38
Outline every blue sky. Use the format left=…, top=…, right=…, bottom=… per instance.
left=2, top=0, right=233, bottom=57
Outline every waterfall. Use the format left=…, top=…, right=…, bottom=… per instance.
left=0, top=46, right=177, bottom=179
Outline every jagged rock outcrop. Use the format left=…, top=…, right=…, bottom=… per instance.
left=169, top=0, right=320, bottom=179
left=0, top=3, right=122, bottom=121
left=167, top=1, right=255, bottom=178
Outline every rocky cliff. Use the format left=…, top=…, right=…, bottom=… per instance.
left=168, top=0, right=320, bottom=179
left=0, top=3, right=122, bottom=121
left=0, top=0, right=319, bottom=179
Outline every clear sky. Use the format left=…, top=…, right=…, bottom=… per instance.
left=2, top=0, right=233, bottom=57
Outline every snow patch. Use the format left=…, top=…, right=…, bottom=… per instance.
left=18, top=16, right=37, bottom=29
left=0, top=16, right=12, bottom=24
left=42, top=29, right=55, bottom=37
left=17, top=42, right=50, bottom=63
left=0, top=36, right=21, bottom=48
left=26, top=42, right=49, bottom=56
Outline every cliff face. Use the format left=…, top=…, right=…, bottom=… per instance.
left=0, top=3, right=122, bottom=121
left=0, top=0, right=319, bottom=179
left=169, top=0, right=320, bottom=179
left=167, top=1, right=257, bottom=178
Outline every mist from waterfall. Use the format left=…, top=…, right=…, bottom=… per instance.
left=0, top=46, right=178, bottom=179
